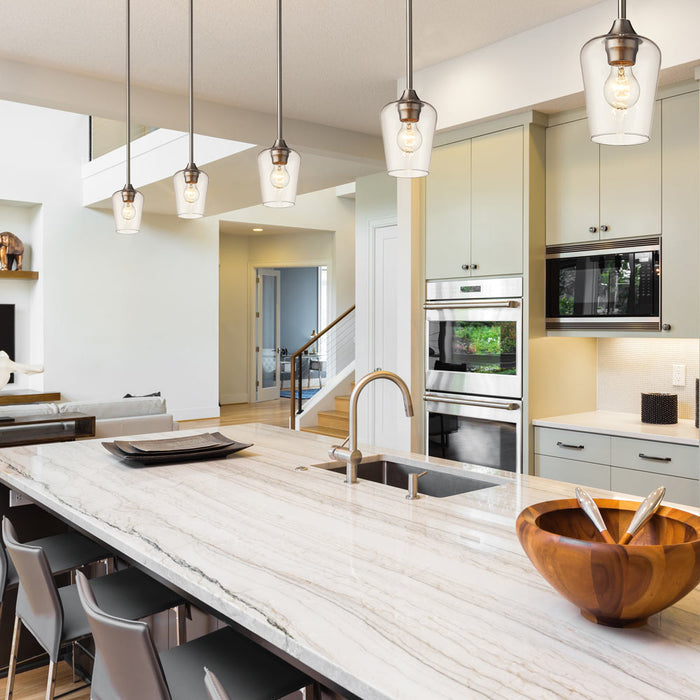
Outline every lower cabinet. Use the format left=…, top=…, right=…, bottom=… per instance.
left=534, top=427, right=699, bottom=507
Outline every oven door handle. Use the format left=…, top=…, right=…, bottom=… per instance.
left=424, top=394, right=520, bottom=411
left=424, top=300, right=520, bottom=310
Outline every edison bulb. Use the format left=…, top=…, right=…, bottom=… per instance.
left=183, top=182, right=200, bottom=204
left=121, top=202, right=136, bottom=221
left=270, top=164, right=290, bottom=189
left=603, top=65, right=640, bottom=111
left=396, top=121, right=423, bottom=154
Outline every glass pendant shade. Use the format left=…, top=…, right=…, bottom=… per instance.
left=173, top=168, right=209, bottom=218
left=112, top=187, right=143, bottom=234
left=581, top=24, right=661, bottom=145
left=257, top=148, right=300, bottom=208
left=381, top=95, right=437, bottom=177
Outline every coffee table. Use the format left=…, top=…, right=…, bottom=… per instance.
left=0, top=412, right=95, bottom=447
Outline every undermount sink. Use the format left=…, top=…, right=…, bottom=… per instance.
left=319, top=459, right=498, bottom=498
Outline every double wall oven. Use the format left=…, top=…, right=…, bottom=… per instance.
left=424, top=277, right=523, bottom=473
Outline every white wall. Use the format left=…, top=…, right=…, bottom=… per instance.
left=0, top=99, right=220, bottom=420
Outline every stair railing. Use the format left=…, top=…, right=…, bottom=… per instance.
left=289, top=305, right=355, bottom=429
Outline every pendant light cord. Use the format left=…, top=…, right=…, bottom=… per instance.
left=406, top=0, right=413, bottom=90
left=276, top=0, right=283, bottom=140
left=125, top=0, right=131, bottom=185
left=188, top=0, right=194, bottom=166
left=618, top=0, right=626, bottom=18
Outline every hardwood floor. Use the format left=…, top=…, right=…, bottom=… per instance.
left=0, top=662, right=90, bottom=700
left=180, top=399, right=291, bottom=430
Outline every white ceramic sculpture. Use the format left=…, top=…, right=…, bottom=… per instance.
left=0, top=351, right=44, bottom=390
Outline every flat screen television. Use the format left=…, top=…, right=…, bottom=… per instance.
left=0, top=304, right=15, bottom=383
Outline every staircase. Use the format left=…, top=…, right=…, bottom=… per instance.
left=300, top=390, right=350, bottom=439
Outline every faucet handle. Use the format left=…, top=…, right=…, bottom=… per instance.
left=406, top=471, right=427, bottom=501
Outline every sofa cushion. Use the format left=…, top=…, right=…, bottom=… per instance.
left=0, top=403, right=58, bottom=418
left=57, top=397, right=167, bottom=419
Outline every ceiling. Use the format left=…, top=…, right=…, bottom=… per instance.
left=2, top=0, right=605, bottom=135
left=219, top=220, right=332, bottom=237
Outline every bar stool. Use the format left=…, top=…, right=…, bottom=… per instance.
left=76, top=571, right=316, bottom=700
left=204, top=668, right=230, bottom=700
left=3, top=517, right=185, bottom=700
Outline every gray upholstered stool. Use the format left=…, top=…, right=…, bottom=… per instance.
left=2, top=517, right=185, bottom=700
left=76, top=571, right=317, bottom=700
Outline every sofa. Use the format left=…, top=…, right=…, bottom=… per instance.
left=0, top=396, right=177, bottom=439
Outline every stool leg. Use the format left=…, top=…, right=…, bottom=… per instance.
left=5, top=616, right=21, bottom=700
left=303, top=682, right=323, bottom=700
left=45, top=660, right=57, bottom=700
left=175, top=604, right=187, bottom=646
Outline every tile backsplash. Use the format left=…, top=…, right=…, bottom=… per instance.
left=597, top=338, right=700, bottom=420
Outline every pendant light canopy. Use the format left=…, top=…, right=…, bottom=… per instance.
left=112, top=0, right=144, bottom=234
left=580, top=0, right=661, bottom=146
left=173, top=0, right=208, bottom=218
left=258, top=0, right=300, bottom=208
left=381, top=0, right=436, bottom=178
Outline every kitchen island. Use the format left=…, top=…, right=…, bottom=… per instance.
left=0, top=423, right=698, bottom=699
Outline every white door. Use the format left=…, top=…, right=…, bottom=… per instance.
left=256, top=269, right=281, bottom=402
left=371, top=224, right=401, bottom=449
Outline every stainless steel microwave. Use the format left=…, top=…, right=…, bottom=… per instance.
left=546, top=237, right=661, bottom=331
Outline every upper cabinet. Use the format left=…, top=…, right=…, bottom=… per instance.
left=546, top=105, right=661, bottom=246
left=660, top=91, right=699, bottom=338
left=425, top=126, right=523, bottom=280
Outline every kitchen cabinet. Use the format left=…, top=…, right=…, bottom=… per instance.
left=545, top=106, right=661, bottom=246
left=660, top=90, right=699, bottom=338
left=425, top=141, right=470, bottom=280
left=425, top=127, right=523, bottom=280
left=533, top=426, right=699, bottom=507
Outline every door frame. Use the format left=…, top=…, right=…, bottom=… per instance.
left=255, top=268, right=282, bottom=402
left=247, top=259, right=331, bottom=404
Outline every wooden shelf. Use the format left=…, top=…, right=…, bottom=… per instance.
left=0, top=390, right=61, bottom=406
left=0, top=270, right=38, bottom=280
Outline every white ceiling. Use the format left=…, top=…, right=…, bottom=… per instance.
left=219, top=220, right=332, bottom=237
left=2, top=0, right=605, bottom=135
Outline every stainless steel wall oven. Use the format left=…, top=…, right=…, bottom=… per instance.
left=425, top=277, right=523, bottom=399
left=424, top=277, right=524, bottom=473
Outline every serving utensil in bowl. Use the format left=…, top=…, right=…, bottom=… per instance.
left=575, top=487, right=616, bottom=544
left=618, top=486, right=666, bottom=545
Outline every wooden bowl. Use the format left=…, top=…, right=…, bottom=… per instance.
left=516, top=498, right=700, bottom=627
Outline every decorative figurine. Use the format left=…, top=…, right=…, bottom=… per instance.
left=0, top=232, right=24, bottom=271
left=0, top=351, right=43, bottom=390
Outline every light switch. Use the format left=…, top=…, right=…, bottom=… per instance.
left=672, top=364, right=686, bottom=387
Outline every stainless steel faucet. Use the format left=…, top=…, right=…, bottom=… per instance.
left=329, top=370, right=414, bottom=484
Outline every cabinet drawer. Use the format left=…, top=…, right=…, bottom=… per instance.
left=611, top=467, right=699, bottom=508
left=535, top=455, right=610, bottom=490
left=611, top=437, right=699, bottom=480
left=534, top=427, right=610, bottom=465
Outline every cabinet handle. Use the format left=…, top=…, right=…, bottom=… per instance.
left=639, top=453, right=672, bottom=463
left=556, top=441, right=585, bottom=450
left=662, top=324, right=672, bottom=332
left=588, top=226, right=598, bottom=233
left=600, top=225, right=609, bottom=232
left=470, top=264, right=478, bottom=270
left=461, top=264, right=469, bottom=270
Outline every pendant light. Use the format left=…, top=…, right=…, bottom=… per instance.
left=258, top=0, right=300, bottom=208
left=173, top=0, right=209, bottom=218
left=112, top=0, right=143, bottom=234
left=380, top=0, right=437, bottom=178
left=580, top=0, right=661, bottom=145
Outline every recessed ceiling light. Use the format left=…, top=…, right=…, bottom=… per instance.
left=253, top=227, right=263, bottom=232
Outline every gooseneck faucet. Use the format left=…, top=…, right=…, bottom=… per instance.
left=329, top=370, right=414, bottom=484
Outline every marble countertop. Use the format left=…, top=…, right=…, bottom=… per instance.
left=0, top=424, right=699, bottom=699
left=533, top=410, right=700, bottom=446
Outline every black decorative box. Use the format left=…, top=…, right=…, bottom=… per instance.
left=641, top=393, right=678, bottom=425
